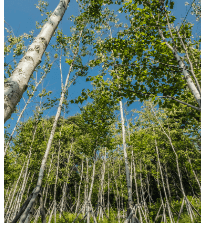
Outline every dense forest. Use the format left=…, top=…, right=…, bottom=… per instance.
left=4, top=0, right=201, bottom=223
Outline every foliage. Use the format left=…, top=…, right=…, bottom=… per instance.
left=4, top=0, right=201, bottom=223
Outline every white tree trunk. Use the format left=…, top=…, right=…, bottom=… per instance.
left=4, top=0, right=71, bottom=123
left=107, top=169, right=110, bottom=217
left=157, top=19, right=201, bottom=109
left=53, top=137, right=61, bottom=223
left=87, top=153, right=96, bottom=223
left=99, top=148, right=106, bottom=220
left=119, top=101, right=134, bottom=221
left=15, top=27, right=83, bottom=223
left=150, top=103, right=194, bottom=222
left=75, top=159, right=83, bottom=214
left=154, top=137, right=173, bottom=223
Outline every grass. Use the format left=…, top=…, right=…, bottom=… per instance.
left=36, top=210, right=120, bottom=223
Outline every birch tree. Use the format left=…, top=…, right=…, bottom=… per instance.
left=4, top=0, right=70, bottom=123
left=4, top=0, right=201, bottom=223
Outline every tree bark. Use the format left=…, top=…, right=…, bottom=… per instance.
left=86, top=151, right=96, bottom=223
left=4, top=0, right=71, bottom=123
left=99, top=148, right=106, bottom=220
left=107, top=169, right=110, bottom=217
left=119, top=101, right=134, bottom=222
left=39, top=189, right=46, bottom=223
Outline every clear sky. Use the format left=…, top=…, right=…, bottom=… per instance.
left=4, top=0, right=201, bottom=134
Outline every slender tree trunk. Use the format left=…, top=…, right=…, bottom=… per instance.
left=14, top=26, right=83, bottom=223
left=164, top=164, right=172, bottom=202
left=107, top=169, right=110, bottom=217
left=75, top=158, right=83, bottom=214
left=99, top=148, right=106, bottom=220
left=86, top=151, right=96, bottom=223
left=132, top=152, right=142, bottom=223
left=154, top=203, right=162, bottom=222
left=177, top=197, right=185, bottom=223
left=139, top=159, right=149, bottom=222
left=150, top=103, right=194, bottom=222
left=86, top=158, right=90, bottom=223
left=112, top=160, right=120, bottom=223
left=154, top=137, right=173, bottom=222
left=4, top=186, right=10, bottom=204
left=84, top=182, right=87, bottom=216
left=184, top=167, right=195, bottom=197
left=89, top=201, right=97, bottom=223
left=33, top=207, right=41, bottom=223
left=46, top=200, right=54, bottom=218
left=156, top=163, right=166, bottom=223
left=60, top=144, right=72, bottom=216
left=119, top=101, right=135, bottom=222
left=121, top=192, right=125, bottom=219
left=145, top=164, right=152, bottom=206
left=48, top=201, right=55, bottom=223
left=43, top=153, right=54, bottom=207
left=54, top=201, right=57, bottom=223
left=52, top=136, right=61, bottom=223
left=26, top=172, right=35, bottom=199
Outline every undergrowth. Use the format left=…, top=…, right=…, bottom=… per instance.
left=33, top=196, right=201, bottom=223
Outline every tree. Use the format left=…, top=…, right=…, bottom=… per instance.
left=81, top=0, right=201, bottom=112
left=4, top=0, right=201, bottom=223
left=4, top=0, right=71, bottom=123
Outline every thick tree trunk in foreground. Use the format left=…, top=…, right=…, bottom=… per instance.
left=4, top=0, right=71, bottom=123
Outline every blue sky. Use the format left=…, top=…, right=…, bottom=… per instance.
left=4, top=0, right=201, bottom=135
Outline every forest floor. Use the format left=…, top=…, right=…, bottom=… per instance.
left=35, top=196, right=201, bottom=223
